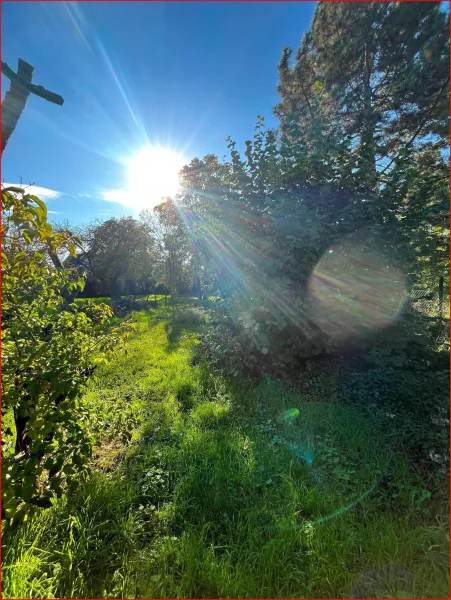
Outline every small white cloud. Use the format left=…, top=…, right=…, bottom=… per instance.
left=2, top=182, right=61, bottom=201
left=48, top=210, right=60, bottom=214
left=101, top=189, right=135, bottom=207
left=101, top=188, right=168, bottom=209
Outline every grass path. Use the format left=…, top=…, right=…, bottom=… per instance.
left=3, top=304, right=449, bottom=598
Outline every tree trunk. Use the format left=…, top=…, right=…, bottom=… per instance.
left=359, top=44, right=377, bottom=187
left=195, top=275, right=203, bottom=300
left=14, top=408, right=31, bottom=456
left=110, top=277, right=121, bottom=300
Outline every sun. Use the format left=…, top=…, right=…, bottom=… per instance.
left=127, top=146, right=185, bottom=208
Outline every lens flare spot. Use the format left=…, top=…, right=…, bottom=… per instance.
left=287, top=435, right=315, bottom=465
left=279, top=408, right=300, bottom=423
left=308, top=237, right=407, bottom=340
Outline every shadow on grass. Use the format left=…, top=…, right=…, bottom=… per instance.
left=3, top=303, right=449, bottom=599
left=164, top=319, right=207, bottom=353
left=4, top=368, right=448, bottom=599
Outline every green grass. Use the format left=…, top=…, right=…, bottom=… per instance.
left=2, top=302, right=449, bottom=598
left=74, top=294, right=171, bottom=306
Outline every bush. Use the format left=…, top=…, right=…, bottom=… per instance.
left=2, top=188, right=131, bottom=524
left=175, top=309, right=206, bottom=325
left=197, top=298, right=449, bottom=473
left=198, top=295, right=448, bottom=377
left=338, top=360, right=449, bottom=469
left=112, top=296, right=158, bottom=316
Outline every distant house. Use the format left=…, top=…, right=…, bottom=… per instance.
left=63, top=252, right=90, bottom=273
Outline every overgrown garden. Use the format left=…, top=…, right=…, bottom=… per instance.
left=2, top=3, right=449, bottom=598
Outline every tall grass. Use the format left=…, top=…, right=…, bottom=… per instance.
left=2, top=302, right=449, bottom=598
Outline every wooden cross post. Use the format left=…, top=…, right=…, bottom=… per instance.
left=1, top=58, right=64, bottom=153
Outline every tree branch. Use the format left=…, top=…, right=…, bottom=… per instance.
left=378, top=76, right=450, bottom=177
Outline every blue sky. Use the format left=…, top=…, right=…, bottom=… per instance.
left=2, top=1, right=315, bottom=225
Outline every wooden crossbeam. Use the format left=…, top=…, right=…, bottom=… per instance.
left=1, top=59, right=64, bottom=152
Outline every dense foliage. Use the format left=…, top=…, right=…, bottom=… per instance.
left=176, top=2, right=449, bottom=377
left=64, top=217, right=155, bottom=300
left=1, top=188, right=131, bottom=523
left=275, top=3, right=449, bottom=186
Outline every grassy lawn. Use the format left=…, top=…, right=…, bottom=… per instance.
left=74, top=294, right=170, bottom=306
left=3, top=302, right=449, bottom=598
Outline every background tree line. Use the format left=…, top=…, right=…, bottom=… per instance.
left=2, top=197, right=209, bottom=302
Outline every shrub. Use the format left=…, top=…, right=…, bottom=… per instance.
left=175, top=309, right=206, bottom=325
left=339, top=362, right=449, bottom=468
left=198, top=298, right=449, bottom=473
left=198, top=294, right=448, bottom=379
left=2, top=188, right=132, bottom=524
left=112, top=296, right=158, bottom=316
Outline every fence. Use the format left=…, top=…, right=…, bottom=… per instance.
left=409, top=276, right=449, bottom=347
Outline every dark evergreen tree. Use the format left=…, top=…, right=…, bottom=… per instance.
left=275, top=2, right=449, bottom=188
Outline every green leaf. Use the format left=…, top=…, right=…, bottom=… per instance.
left=28, top=195, right=48, bottom=219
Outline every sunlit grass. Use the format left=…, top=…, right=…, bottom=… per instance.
left=2, top=302, right=449, bottom=598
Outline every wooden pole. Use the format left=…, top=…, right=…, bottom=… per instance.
left=2, top=59, right=34, bottom=152
left=1, top=59, right=64, bottom=153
